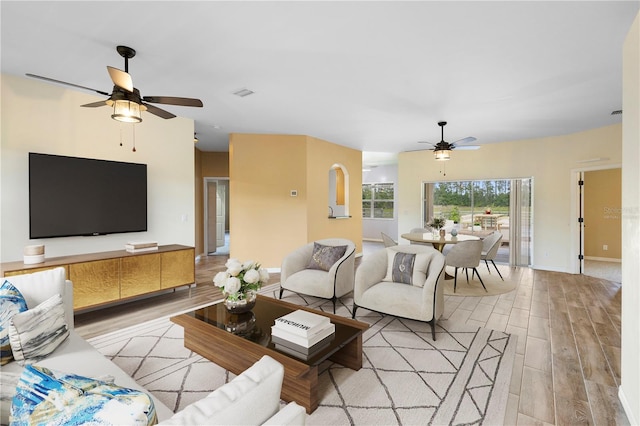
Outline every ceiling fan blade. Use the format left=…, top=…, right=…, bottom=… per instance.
left=451, top=136, right=477, bottom=145
left=107, top=66, right=133, bottom=92
left=143, top=96, right=203, bottom=107
left=142, top=102, right=176, bottom=119
left=26, top=73, right=110, bottom=96
left=81, top=100, right=108, bottom=108
left=453, top=145, right=481, bottom=150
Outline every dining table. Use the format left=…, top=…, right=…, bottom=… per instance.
left=400, top=232, right=481, bottom=252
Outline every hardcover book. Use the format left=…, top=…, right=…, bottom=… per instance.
left=270, top=322, right=335, bottom=348
left=273, top=309, right=331, bottom=338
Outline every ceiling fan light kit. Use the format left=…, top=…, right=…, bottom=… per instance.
left=26, top=45, right=203, bottom=135
left=434, top=149, right=451, bottom=161
left=418, top=121, right=479, bottom=162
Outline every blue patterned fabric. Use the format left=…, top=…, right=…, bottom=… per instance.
left=8, top=294, right=69, bottom=364
left=0, top=280, right=28, bottom=365
left=11, top=364, right=157, bottom=425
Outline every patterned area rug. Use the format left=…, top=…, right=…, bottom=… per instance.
left=87, top=285, right=516, bottom=425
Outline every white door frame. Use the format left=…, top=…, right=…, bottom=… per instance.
left=203, top=177, right=230, bottom=255
left=569, top=164, right=621, bottom=274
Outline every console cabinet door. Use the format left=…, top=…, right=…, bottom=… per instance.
left=161, top=248, right=195, bottom=289
left=69, top=259, right=120, bottom=309
left=121, top=254, right=161, bottom=298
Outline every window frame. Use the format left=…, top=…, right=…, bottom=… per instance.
left=362, top=182, right=395, bottom=219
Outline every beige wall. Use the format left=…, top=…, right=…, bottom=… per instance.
left=0, top=74, right=195, bottom=261
left=621, top=11, right=640, bottom=425
left=229, top=133, right=362, bottom=269
left=584, top=168, right=621, bottom=259
left=398, top=124, right=622, bottom=273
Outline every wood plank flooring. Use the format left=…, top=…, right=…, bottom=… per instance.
left=74, top=251, right=628, bottom=425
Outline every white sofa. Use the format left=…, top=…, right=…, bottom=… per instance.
left=1, top=267, right=306, bottom=425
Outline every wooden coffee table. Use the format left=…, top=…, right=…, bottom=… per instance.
left=171, top=295, right=369, bottom=413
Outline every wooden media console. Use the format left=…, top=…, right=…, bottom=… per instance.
left=1, top=244, right=195, bottom=311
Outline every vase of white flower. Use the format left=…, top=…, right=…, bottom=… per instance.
left=213, top=258, right=270, bottom=314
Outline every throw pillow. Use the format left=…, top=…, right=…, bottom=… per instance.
left=0, top=280, right=28, bottom=365
left=10, top=364, right=157, bottom=426
left=306, top=243, right=348, bottom=271
left=383, top=249, right=431, bottom=287
left=8, top=293, right=69, bottom=365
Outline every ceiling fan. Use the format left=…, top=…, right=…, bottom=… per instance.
left=26, top=45, right=203, bottom=122
left=418, top=121, right=480, bottom=161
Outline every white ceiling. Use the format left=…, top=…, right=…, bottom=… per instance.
left=2, top=1, right=637, bottom=167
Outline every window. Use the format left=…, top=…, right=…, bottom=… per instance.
left=363, top=183, right=394, bottom=218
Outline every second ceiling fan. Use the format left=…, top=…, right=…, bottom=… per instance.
left=27, top=45, right=203, bottom=122
left=419, top=121, right=480, bottom=160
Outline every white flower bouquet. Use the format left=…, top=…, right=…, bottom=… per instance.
left=213, top=258, right=270, bottom=301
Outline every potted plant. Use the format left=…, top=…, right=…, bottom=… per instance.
left=429, top=217, right=446, bottom=238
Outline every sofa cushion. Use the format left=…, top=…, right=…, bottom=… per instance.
left=8, top=294, right=69, bottom=365
left=306, top=243, right=347, bottom=271
left=0, top=280, right=28, bottom=365
left=383, top=249, right=430, bottom=287
left=159, top=355, right=283, bottom=425
left=10, top=364, right=156, bottom=426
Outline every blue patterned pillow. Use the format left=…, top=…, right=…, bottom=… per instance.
left=8, top=294, right=69, bottom=365
left=0, top=280, right=28, bottom=365
left=307, top=243, right=348, bottom=271
left=11, top=364, right=157, bottom=426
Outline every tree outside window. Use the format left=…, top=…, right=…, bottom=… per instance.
left=363, top=183, right=394, bottom=218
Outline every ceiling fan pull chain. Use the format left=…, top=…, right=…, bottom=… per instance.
left=119, top=126, right=123, bottom=147
left=132, top=124, right=136, bottom=152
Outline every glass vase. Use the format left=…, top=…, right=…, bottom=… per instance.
left=224, top=290, right=257, bottom=314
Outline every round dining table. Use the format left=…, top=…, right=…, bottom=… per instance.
left=400, top=232, right=480, bottom=252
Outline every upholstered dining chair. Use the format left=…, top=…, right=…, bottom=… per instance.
left=381, top=232, right=397, bottom=247
left=352, top=245, right=445, bottom=340
left=445, top=239, right=486, bottom=293
left=408, top=228, right=433, bottom=246
left=481, top=231, right=504, bottom=280
left=279, top=238, right=356, bottom=312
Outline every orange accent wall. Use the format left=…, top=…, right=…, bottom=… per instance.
left=229, top=133, right=362, bottom=268
left=584, top=168, right=622, bottom=259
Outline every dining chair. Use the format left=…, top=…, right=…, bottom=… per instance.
left=481, top=231, right=504, bottom=280
left=444, top=239, right=486, bottom=293
left=381, top=232, right=397, bottom=247
left=409, top=228, right=433, bottom=246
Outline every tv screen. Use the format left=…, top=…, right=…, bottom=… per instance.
left=29, top=153, right=147, bottom=239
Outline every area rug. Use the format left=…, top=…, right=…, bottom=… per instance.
left=442, top=264, right=516, bottom=297
left=88, top=286, right=516, bottom=425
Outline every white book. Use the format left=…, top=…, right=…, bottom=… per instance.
left=126, top=246, right=159, bottom=253
left=273, top=309, right=331, bottom=338
left=271, top=322, right=335, bottom=348
left=126, top=241, right=158, bottom=249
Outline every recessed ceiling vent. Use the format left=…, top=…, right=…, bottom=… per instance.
left=611, top=110, right=623, bottom=115
left=233, top=88, right=255, bottom=97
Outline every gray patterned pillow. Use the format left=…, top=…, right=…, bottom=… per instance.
left=307, top=243, right=348, bottom=271
left=8, top=293, right=69, bottom=365
left=390, top=252, right=416, bottom=285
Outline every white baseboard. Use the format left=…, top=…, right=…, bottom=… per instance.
left=530, top=264, right=572, bottom=274
left=618, top=386, right=637, bottom=425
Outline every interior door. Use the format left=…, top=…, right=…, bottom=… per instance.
left=207, top=182, right=217, bottom=254
left=216, top=182, right=226, bottom=248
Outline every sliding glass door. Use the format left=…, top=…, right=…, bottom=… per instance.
left=422, top=178, right=532, bottom=266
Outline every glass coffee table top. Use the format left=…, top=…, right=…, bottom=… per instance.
left=183, top=295, right=366, bottom=366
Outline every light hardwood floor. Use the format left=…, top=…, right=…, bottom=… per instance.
left=74, top=251, right=627, bottom=425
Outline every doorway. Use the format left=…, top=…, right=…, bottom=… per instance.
left=204, top=177, right=230, bottom=256
left=574, top=167, right=622, bottom=281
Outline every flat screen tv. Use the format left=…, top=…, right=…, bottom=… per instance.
left=29, top=153, right=147, bottom=239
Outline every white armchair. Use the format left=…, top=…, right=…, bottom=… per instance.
left=352, top=245, right=445, bottom=340
left=279, top=238, right=356, bottom=312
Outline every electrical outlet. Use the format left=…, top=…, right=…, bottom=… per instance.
left=603, top=244, right=608, bottom=251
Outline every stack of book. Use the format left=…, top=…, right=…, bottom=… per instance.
left=271, top=310, right=335, bottom=360
left=125, top=241, right=158, bottom=253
